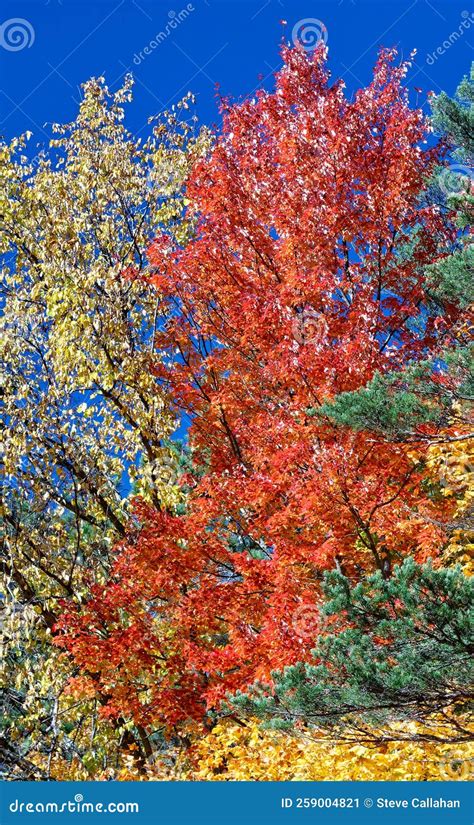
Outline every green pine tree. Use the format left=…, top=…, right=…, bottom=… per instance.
left=428, top=64, right=473, bottom=306
left=231, top=559, right=474, bottom=744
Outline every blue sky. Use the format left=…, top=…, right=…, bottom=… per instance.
left=0, top=0, right=472, bottom=149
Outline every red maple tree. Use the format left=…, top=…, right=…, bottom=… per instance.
left=56, top=46, right=460, bottom=730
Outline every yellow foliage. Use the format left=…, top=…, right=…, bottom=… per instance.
left=0, top=76, right=210, bottom=778
left=176, top=720, right=473, bottom=782
left=425, top=426, right=474, bottom=571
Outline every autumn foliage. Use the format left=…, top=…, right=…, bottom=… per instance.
left=55, top=46, right=468, bottom=739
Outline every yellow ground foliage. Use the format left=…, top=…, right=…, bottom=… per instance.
left=27, top=720, right=472, bottom=782
left=175, top=721, right=473, bottom=782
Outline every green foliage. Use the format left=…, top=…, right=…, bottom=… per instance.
left=315, top=371, right=438, bottom=437
left=431, top=64, right=474, bottom=164
left=427, top=64, right=473, bottom=304
left=427, top=245, right=474, bottom=308
left=315, top=347, right=473, bottom=438
left=231, top=559, right=474, bottom=744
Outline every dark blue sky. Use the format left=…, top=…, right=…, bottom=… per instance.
left=0, top=0, right=472, bottom=150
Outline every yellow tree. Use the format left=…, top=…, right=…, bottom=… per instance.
left=0, top=76, right=209, bottom=778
